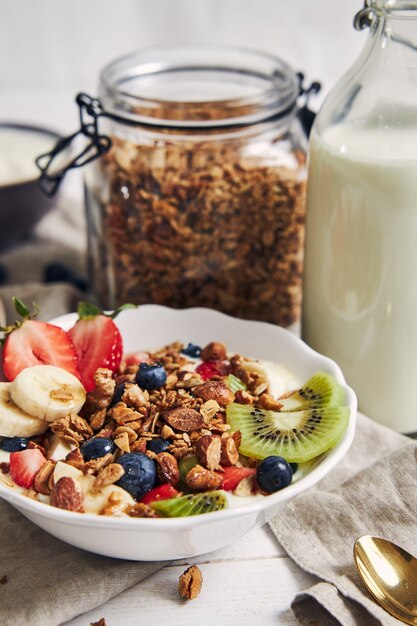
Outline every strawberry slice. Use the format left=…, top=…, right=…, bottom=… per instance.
left=9, top=448, right=47, bottom=489
left=68, top=302, right=136, bottom=392
left=1, top=298, right=80, bottom=381
left=140, top=483, right=180, bottom=505
left=221, top=466, right=256, bottom=491
left=196, top=360, right=231, bottom=381
left=124, top=351, right=151, bottom=367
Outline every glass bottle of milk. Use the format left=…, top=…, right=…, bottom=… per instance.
left=303, top=0, right=417, bottom=433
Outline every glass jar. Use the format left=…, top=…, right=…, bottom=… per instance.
left=80, top=45, right=308, bottom=329
left=302, top=1, right=417, bottom=432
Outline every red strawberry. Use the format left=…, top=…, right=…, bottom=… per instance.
left=221, top=466, right=256, bottom=491
left=1, top=298, right=80, bottom=381
left=68, top=302, right=136, bottom=392
left=9, top=448, right=47, bottom=489
left=196, top=360, right=231, bottom=381
left=124, top=351, right=151, bottom=367
left=140, top=483, right=179, bottom=505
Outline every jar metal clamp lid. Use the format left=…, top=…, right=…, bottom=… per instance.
left=35, top=45, right=320, bottom=196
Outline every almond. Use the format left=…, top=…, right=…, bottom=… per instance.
left=155, top=452, right=180, bottom=485
left=201, top=342, right=227, bottom=362
left=50, top=477, right=84, bottom=512
left=178, top=565, right=203, bottom=600
left=258, top=393, right=283, bottom=411
left=193, top=381, right=234, bottom=407
left=162, top=406, right=205, bottom=432
left=220, top=436, right=239, bottom=466
left=33, top=460, right=56, bottom=495
left=194, top=435, right=222, bottom=470
left=184, top=464, right=222, bottom=491
left=234, top=390, right=255, bottom=405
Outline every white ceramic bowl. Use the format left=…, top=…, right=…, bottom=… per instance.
left=0, top=306, right=357, bottom=561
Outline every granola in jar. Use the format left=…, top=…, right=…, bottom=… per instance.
left=84, top=45, right=309, bottom=328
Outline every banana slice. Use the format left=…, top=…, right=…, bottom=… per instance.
left=242, top=359, right=300, bottom=398
left=53, top=461, right=134, bottom=515
left=10, top=365, right=86, bottom=422
left=0, top=382, right=48, bottom=437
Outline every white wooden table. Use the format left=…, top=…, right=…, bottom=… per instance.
left=65, top=524, right=315, bottom=626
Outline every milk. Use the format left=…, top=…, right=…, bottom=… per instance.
left=303, top=120, right=417, bottom=432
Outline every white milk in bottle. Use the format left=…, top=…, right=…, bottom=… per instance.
left=303, top=114, right=417, bottom=432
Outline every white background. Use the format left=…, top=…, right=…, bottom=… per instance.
left=0, top=0, right=365, bottom=133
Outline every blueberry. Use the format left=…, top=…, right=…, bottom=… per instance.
left=81, top=437, right=115, bottom=461
left=256, top=456, right=293, bottom=493
left=135, top=362, right=167, bottom=390
left=181, top=343, right=202, bottom=358
left=116, top=452, right=157, bottom=499
left=147, top=437, right=170, bottom=454
left=0, top=437, right=30, bottom=452
left=110, top=382, right=126, bottom=407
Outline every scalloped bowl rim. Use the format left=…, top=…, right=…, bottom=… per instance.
left=0, top=305, right=357, bottom=530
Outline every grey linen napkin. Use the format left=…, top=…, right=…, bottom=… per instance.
left=270, top=413, right=413, bottom=626
left=0, top=284, right=163, bottom=626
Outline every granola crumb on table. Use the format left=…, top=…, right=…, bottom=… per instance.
left=0, top=574, right=8, bottom=585
left=178, top=565, right=203, bottom=600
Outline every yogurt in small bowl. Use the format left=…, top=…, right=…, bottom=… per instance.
left=0, top=123, right=60, bottom=249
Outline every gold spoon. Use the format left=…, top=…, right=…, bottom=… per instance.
left=354, top=536, right=417, bottom=625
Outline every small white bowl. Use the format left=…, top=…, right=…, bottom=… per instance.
left=0, top=306, right=357, bottom=561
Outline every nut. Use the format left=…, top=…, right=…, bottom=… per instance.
left=33, top=460, right=56, bottom=495
left=110, top=403, right=143, bottom=424
left=121, top=383, right=148, bottom=409
left=193, top=381, right=234, bottom=408
left=128, top=502, right=159, bottom=518
left=155, top=452, right=180, bottom=485
left=258, top=393, right=283, bottom=411
left=232, top=430, right=242, bottom=450
left=93, top=463, right=125, bottom=491
left=114, top=431, right=130, bottom=453
left=178, top=565, right=203, bottom=600
left=99, top=491, right=126, bottom=516
left=50, top=477, right=84, bottom=512
left=83, top=368, right=116, bottom=413
left=65, top=447, right=84, bottom=469
left=184, top=464, right=223, bottom=491
left=201, top=342, right=227, bottom=362
left=235, top=390, right=254, bottom=405
left=194, top=435, right=221, bottom=470
left=200, top=399, right=220, bottom=422
left=83, top=452, right=113, bottom=475
left=220, top=436, right=239, bottom=466
left=162, top=406, right=205, bottom=432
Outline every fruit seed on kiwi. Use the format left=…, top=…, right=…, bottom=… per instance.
left=278, top=371, right=345, bottom=412
left=151, top=490, right=228, bottom=517
left=226, top=403, right=350, bottom=463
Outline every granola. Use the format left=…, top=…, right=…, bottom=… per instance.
left=87, top=134, right=306, bottom=328
left=0, top=336, right=349, bottom=518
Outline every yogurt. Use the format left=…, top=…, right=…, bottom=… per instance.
left=0, top=126, right=57, bottom=186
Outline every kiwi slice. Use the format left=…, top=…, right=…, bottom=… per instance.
left=226, top=403, right=349, bottom=463
left=151, top=491, right=228, bottom=517
left=227, top=374, right=247, bottom=393
left=278, top=372, right=344, bottom=411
